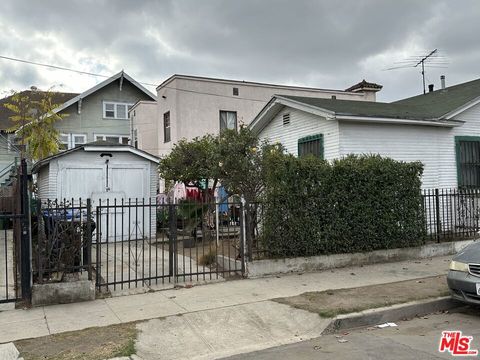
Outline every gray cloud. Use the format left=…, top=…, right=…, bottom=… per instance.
left=0, top=0, right=479, bottom=101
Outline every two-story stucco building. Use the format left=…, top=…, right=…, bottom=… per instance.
left=130, top=75, right=382, bottom=158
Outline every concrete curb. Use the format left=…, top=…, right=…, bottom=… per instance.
left=321, top=296, right=464, bottom=334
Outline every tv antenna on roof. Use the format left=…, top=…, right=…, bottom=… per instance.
left=384, top=49, right=449, bottom=94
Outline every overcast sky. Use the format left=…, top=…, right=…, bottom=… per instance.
left=0, top=0, right=479, bottom=102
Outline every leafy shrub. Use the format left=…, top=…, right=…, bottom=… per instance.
left=260, top=154, right=426, bottom=257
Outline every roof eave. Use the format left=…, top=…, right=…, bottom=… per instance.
left=52, top=71, right=156, bottom=115
left=249, top=95, right=336, bottom=135
left=442, top=95, right=480, bottom=120
left=32, top=144, right=160, bottom=173
left=83, top=146, right=159, bottom=163
left=335, top=115, right=463, bottom=127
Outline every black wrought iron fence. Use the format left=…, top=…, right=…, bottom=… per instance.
left=247, top=188, right=480, bottom=260
left=33, top=199, right=93, bottom=284
left=31, top=188, right=480, bottom=290
left=423, top=188, right=480, bottom=242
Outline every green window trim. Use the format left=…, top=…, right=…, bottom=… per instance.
left=455, top=136, right=480, bottom=188
left=298, top=134, right=324, bottom=159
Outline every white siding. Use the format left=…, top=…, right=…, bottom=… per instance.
left=338, top=121, right=455, bottom=189
left=335, top=103, right=480, bottom=189
left=259, top=107, right=340, bottom=160
left=36, top=165, right=51, bottom=200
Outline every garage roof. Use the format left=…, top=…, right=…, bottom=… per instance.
left=32, top=141, right=159, bottom=173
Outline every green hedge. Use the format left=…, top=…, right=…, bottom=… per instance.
left=260, top=154, right=426, bottom=257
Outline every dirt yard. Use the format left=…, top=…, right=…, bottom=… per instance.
left=15, top=322, right=137, bottom=360
left=274, top=275, right=449, bottom=318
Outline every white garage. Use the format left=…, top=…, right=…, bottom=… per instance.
left=32, top=141, right=159, bottom=242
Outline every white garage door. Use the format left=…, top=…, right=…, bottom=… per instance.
left=59, top=163, right=151, bottom=242
left=97, top=165, right=151, bottom=242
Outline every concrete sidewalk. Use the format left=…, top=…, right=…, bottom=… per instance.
left=0, top=255, right=451, bottom=347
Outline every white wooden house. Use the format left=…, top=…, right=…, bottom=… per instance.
left=250, top=77, right=480, bottom=190
left=32, top=141, right=159, bottom=241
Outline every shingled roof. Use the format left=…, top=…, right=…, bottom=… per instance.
left=393, top=77, right=480, bottom=118
left=280, top=76, right=480, bottom=121
left=0, top=90, right=78, bottom=131
left=279, top=95, right=435, bottom=120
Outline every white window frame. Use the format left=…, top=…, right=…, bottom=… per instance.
left=102, top=101, right=133, bottom=120
left=59, top=133, right=87, bottom=150
left=94, top=134, right=130, bottom=144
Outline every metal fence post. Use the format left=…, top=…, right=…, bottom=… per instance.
left=95, top=203, right=101, bottom=290
left=19, top=159, right=31, bottom=303
left=168, top=204, right=177, bottom=283
left=435, top=188, right=441, bottom=243
left=85, top=199, right=92, bottom=281
left=240, top=196, right=247, bottom=276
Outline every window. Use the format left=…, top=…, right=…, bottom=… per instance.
left=164, top=111, right=171, bottom=143
left=283, top=113, right=290, bottom=126
left=59, top=133, right=87, bottom=150
left=233, top=87, right=239, bottom=96
left=95, top=134, right=130, bottom=144
left=456, top=137, right=480, bottom=188
left=133, top=129, right=138, bottom=149
left=298, top=134, right=324, bottom=159
left=103, top=101, right=133, bottom=119
left=219, top=111, right=237, bottom=132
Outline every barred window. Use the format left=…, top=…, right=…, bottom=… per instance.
left=457, top=137, right=480, bottom=188
left=298, top=134, right=324, bottom=159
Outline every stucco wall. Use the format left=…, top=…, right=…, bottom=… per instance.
left=130, top=101, right=158, bottom=155
left=133, top=76, right=372, bottom=157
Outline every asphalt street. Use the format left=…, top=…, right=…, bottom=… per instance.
left=223, top=306, right=480, bottom=360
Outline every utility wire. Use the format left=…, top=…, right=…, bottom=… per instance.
left=0, top=55, right=158, bottom=87
left=0, top=54, right=319, bottom=103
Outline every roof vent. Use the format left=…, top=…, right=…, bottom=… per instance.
left=441, top=75, right=446, bottom=89
left=331, top=95, right=336, bottom=100
left=282, top=113, right=290, bottom=126
left=428, top=84, right=434, bottom=93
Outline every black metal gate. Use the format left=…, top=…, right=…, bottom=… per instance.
left=0, top=159, right=31, bottom=304
left=94, top=199, right=245, bottom=293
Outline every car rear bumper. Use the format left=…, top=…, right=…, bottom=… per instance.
left=447, top=270, right=480, bottom=305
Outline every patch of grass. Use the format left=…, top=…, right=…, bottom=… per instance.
left=113, top=337, right=136, bottom=357
left=274, top=275, right=450, bottom=318
left=199, top=251, right=217, bottom=266
left=15, top=322, right=138, bottom=360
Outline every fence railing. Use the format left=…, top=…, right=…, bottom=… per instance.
left=423, top=188, right=480, bottom=242
left=33, top=199, right=93, bottom=284
left=31, top=189, right=480, bottom=287
left=33, top=197, right=245, bottom=291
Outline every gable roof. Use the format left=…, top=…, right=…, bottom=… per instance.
left=249, top=94, right=465, bottom=134
left=393, top=77, right=480, bottom=119
left=32, top=140, right=159, bottom=173
left=51, top=71, right=157, bottom=115
left=0, top=90, right=78, bottom=131
left=277, top=95, right=454, bottom=120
